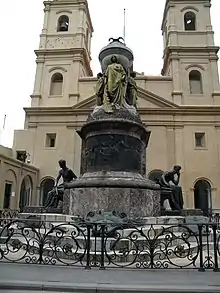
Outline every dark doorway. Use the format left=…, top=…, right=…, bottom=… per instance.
left=40, top=179, right=54, bottom=206
left=194, top=180, right=212, bottom=216
left=19, top=176, right=33, bottom=211
left=3, top=183, right=12, bottom=209
left=19, top=180, right=27, bottom=211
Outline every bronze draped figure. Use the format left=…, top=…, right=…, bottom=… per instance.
left=95, top=72, right=105, bottom=106
left=126, top=71, right=138, bottom=107
left=95, top=55, right=138, bottom=113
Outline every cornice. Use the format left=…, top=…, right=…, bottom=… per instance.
left=43, top=2, right=50, bottom=12
left=40, top=32, right=84, bottom=38
left=212, top=92, right=220, bottom=97
left=78, top=76, right=173, bottom=83
left=139, top=107, right=220, bottom=116
left=27, top=120, right=220, bottom=129
left=30, top=94, right=42, bottom=99
left=69, top=93, right=80, bottom=98
left=35, top=48, right=92, bottom=76
left=78, top=77, right=97, bottom=82
left=166, top=46, right=219, bottom=54
left=171, top=91, right=183, bottom=96
left=169, top=31, right=214, bottom=36
left=24, top=106, right=220, bottom=117
left=46, top=0, right=87, bottom=7
left=35, top=47, right=88, bottom=56
left=136, top=76, right=172, bottom=81
left=0, top=154, right=39, bottom=172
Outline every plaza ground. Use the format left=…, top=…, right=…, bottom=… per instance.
left=0, top=263, right=220, bottom=292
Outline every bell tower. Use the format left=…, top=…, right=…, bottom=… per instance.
left=31, top=0, right=93, bottom=107
left=161, top=0, right=220, bottom=105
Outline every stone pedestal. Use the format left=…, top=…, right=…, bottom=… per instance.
left=64, top=108, right=161, bottom=218
left=64, top=173, right=160, bottom=218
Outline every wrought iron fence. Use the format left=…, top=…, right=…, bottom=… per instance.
left=0, top=210, right=19, bottom=227
left=0, top=218, right=219, bottom=271
left=210, top=213, right=220, bottom=230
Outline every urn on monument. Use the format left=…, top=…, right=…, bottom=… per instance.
left=99, top=37, right=134, bottom=73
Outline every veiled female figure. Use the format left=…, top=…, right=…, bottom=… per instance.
left=126, top=71, right=138, bottom=107
left=103, top=55, right=127, bottom=113
left=95, top=72, right=105, bottom=106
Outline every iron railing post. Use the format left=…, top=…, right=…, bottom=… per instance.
left=85, top=224, right=91, bottom=269
left=212, top=224, right=220, bottom=272
left=100, top=224, right=105, bottom=270
left=198, top=224, right=205, bottom=272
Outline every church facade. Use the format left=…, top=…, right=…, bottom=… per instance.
left=1, top=0, right=220, bottom=214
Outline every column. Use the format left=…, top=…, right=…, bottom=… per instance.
left=174, top=126, right=184, bottom=167
left=88, top=32, right=92, bottom=55
left=174, top=126, right=188, bottom=206
left=167, top=7, right=176, bottom=30
left=32, top=60, right=44, bottom=94
left=210, top=59, right=220, bottom=94
left=73, top=129, right=81, bottom=175
left=166, top=127, right=175, bottom=167
left=0, top=160, right=4, bottom=209
left=171, top=57, right=183, bottom=105
left=214, top=127, right=220, bottom=208
left=43, top=5, right=50, bottom=31
left=31, top=60, right=44, bottom=107
left=69, top=58, right=80, bottom=96
left=207, top=188, right=212, bottom=214
left=39, top=4, right=50, bottom=48
left=15, top=165, right=22, bottom=209
left=30, top=172, right=38, bottom=206
left=78, top=5, right=85, bottom=34
left=34, top=186, right=41, bottom=206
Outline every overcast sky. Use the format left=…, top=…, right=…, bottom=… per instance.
left=1, top=0, right=220, bottom=148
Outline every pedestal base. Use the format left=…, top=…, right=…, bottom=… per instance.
left=22, top=206, right=62, bottom=214
left=64, top=172, right=160, bottom=218
left=17, top=213, right=76, bottom=229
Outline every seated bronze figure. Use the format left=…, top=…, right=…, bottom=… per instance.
left=158, top=165, right=184, bottom=211
left=44, top=159, right=77, bottom=208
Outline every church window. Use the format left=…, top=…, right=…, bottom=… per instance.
left=45, top=133, right=57, bottom=148
left=184, top=12, right=196, bottom=31
left=195, top=132, right=206, bottom=148
left=50, top=73, right=63, bottom=96
left=57, top=15, right=69, bottom=32
left=189, top=70, right=203, bottom=94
